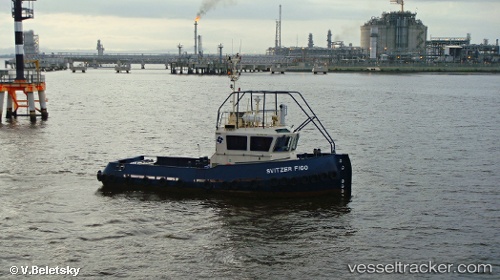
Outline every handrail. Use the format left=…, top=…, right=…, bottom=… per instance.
left=0, top=72, right=45, bottom=84
left=216, top=90, right=336, bottom=153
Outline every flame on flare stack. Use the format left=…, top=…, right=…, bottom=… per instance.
left=195, top=0, right=234, bottom=55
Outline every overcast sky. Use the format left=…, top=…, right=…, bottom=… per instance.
left=0, top=0, right=498, bottom=54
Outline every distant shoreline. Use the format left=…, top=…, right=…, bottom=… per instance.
left=325, top=65, right=500, bottom=73
left=2, top=55, right=499, bottom=73
left=281, top=65, right=500, bottom=73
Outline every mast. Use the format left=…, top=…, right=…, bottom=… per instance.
left=227, top=54, right=241, bottom=120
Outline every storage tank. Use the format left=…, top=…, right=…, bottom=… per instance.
left=360, top=11, right=427, bottom=57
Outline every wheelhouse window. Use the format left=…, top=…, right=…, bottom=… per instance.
left=273, top=135, right=290, bottom=152
left=290, top=135, right=299, bottom=151
left=274, top=135, right=299, bottom=152
left=250, top=137, right=273, bottom=152
left=226, top=136, right=247, bottom=150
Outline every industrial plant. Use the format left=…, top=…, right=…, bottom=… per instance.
left=360, top=11, right=427, bottom=60
left=3, top=0, right=500, bottom=73
left=268, top=0, right=499, bottom=66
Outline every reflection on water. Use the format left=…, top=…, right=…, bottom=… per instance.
left=97, top=188, right=351, bottom=213
left=95, top=188, right=355, bottom=278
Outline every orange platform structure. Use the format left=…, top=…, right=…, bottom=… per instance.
left=0, top=65, right=47, bottom=122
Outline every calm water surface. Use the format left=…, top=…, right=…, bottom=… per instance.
left=0, top=67, right=498, bottom=279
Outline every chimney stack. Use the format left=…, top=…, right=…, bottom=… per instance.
left=194, top=21, right=198, bottom=56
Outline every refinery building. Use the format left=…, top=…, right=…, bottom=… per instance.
left=360, top=11, right=427, bottom=59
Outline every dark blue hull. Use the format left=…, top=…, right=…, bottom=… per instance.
left=97, top=153, right=351, bottom=198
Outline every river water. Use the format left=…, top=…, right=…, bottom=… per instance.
left=0, top=66, right=498, bottom=279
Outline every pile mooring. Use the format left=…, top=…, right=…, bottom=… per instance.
left=0, top=0, right=47, bottom=123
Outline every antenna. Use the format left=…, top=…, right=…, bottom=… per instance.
left=390, top=0, right=404, bottom=12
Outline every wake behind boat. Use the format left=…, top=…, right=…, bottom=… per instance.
left=97, top=54, right=352, bottom=198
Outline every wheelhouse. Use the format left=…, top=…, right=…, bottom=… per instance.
left=210, top=90, right=335, bottom=167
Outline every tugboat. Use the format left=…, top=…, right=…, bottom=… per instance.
left=97, top=54, right=351, bottom=198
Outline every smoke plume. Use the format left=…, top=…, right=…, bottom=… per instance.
left=196, top=0, right=236, bottom=20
